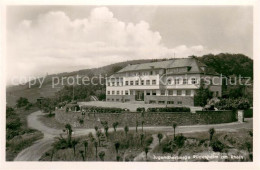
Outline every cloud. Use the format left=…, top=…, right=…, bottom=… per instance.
left=7, top=7, right=218, bottom=84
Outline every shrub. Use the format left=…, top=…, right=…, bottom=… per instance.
left=136, top=107, right=145, bottom=112
left=16, top=97, right=29, bottom=108
left=81, top=106, right=123, bottom=113
left=215, top=97, right=250, bottom=111
left=174, top=134, right=186, bottom=147
left=244, top=109, right=253, bottom=118
left=144, top=136, right=153, bottom=146
left=210, top=140, right=225, bottom=152
left=147, top=107, right=190, bottom=112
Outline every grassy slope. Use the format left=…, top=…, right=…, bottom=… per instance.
left=6, top=106, right=44, bottom=161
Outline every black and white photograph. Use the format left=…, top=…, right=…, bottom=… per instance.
left=1, top=1, right=259, bottom=170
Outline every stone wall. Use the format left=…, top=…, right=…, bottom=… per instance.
left=55, top=110, right=236, bottom=128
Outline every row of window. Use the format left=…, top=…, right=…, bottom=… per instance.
left=107, top=90, right=192, bottom=96
left=106, top=98, right=183, bottom=104
left=107, top=78, right=197, bottom=86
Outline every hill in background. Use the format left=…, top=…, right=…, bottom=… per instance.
left=6, top=53, right=253, bottom=106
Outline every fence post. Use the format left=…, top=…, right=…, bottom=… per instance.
left=237, top=110, right=244, bottom=123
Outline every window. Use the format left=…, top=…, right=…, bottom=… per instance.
left=177, top=90, right=182, bottom=96
left=130, top=90, right=134, bottom=95
left=168, top=90, right=173, bottom=95
left=152, top=80, right=156, bottom=85
left=146, top=91, right=150, bottom=95
left=158, top=101, right=165, bottom=104
left=125, top=99, right=130, bottom=102
left=107, top=91, right=110, bottom=95
left=161, top=90, right=165, bottom=96
left=125, top=81, right=129, bottom=85
left=186, top=90, right=191, bottom=96
left=156, top=70, right=159, bottom=75
left=117, top=82, right=120, bottom=86
left=107, top=99, right=110, bottom=101
left=121, top=91, right=123, bottom=95
left=175, top=79, right=180, bottom=84
left=150, top=71, right=153, bottom=75
left=191, top=78, right=197, bottom=84
left=177, top=101, right=182, bottom=105
left=167, top=79, right=172, bottom=85
left=141, top=80, right=144, bottom=85
left=149, top=100, right=156, bottom=104
left=112, top=82, right=115, bottom=86
left=112, top=91, right=115, bottom=95
left=130, top=81, right=134, bottom=85
left=183, top=79, right=188, bottom=84
left=146, top=80, right=150, bottom=85
left=107, top=82, right=110, bottom=86
left=135, top=80, right=139, bottom=85
left=167, top=101, right=174, bottom=104
left=125, top=90, right=129, bottom=95
left=152, top=90, right=156, bottom=96
left=117, top=91, right=120, bottom=95
left=116, top=99, right=119, bottom=101
left=112, top=99, right=114, bottom=101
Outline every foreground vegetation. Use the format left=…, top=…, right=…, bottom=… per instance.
left=6, top=105, right=44, bottom=161
left=40, top=123, right=153, bottom=161
left=152, top=128, right=253, bottom=162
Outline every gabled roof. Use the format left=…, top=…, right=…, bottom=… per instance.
left=113, top=57, right=219, bottom=76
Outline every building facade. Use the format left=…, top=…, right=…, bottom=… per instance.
left=106, top=57, right=222, bottom=106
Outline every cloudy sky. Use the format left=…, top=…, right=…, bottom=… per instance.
left=6, top=6, right=252, bottom=84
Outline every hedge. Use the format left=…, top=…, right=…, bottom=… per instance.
left=147, top=107, right=190, bottom=113
left=136, top=107, right=145, bottom=112
left=80, top=105, right=123, bottom=113
left=244, top=109, right=253, bottom=118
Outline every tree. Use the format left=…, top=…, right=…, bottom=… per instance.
left=157, top=133, right=163, bottom=145
left=112, top=122, right=119, bottom=132
left=114, top=142, right=120, bottom=155
left=79, top=150, right=85, bottom=161
left=94, top=126, right=99, bottom=132
left=172, top=122, right=177, bottom=139
left=194, top=86, right=213, bottom=107
left=98, top=151, right=105, bottom=161
left=140, top=133, right=144, bottom=146
left=94, top=140, right=98, bottom=160
left=65, top=124, right=72, bottom=145
left=141, top=120, right=145, bottom=132
left=16, top=97, right=29, bottom=108
left=71, top=139, right=78, bottom=157
left=136, top=121, right=139, bottom=133
left=83, top=140, right=88, bottom=160
left=96, top=130, right=102, bottom=146
left=144, top=147, right=150, bottom=161
left=104, top=125, right=109, bottom=138
left=209, top=128, right=215, bottom=141
left=124, top=125, right=129, bottom=137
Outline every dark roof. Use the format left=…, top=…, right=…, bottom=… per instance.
left=114, top=57, right=218, bottom=75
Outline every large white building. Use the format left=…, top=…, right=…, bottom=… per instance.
left=106, top=57, right=221, bottom=106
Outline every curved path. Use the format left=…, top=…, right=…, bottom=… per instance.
left=14, top=110, right=253, bottom=161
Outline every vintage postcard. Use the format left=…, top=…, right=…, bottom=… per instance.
left=1, top=0, right=259, bottom=170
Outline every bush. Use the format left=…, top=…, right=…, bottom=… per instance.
left=215, top=97, right=250, bottom=111
left=174, top=134, right=186, bottom=147
left=144, top=136, right=153, bottom=146
left=244, top=109, right=253, bottom=118
left=147, top=107, right=190, bottom=112
left=81, top=106, right=123, bottom=113
left=136, top=107, right=145, bottom=112
left=210, top=140, right=225, bottom=152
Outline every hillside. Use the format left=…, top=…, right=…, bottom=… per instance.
left=6, top=53, right=253, bottom=106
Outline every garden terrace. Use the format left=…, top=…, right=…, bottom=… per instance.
left=55, top=110, right=237, bottom=128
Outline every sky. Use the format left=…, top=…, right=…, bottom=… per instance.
left=6, top=6, right=253, bottom=85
